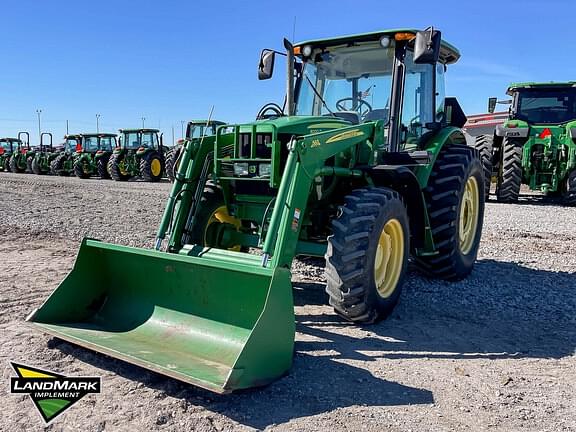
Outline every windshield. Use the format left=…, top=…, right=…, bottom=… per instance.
left=99, top=136, right=114, bottom=151
left=0, top=141, right=12, bottom=151
left=123, top=132, right=140, bottom=149
left=66, top=138, right=79, bottom=152
left=295, top=42, right=395, bottom=122
left=83, top=136, right=99, bottom=152
left=516, top=88, right=576, bottom=124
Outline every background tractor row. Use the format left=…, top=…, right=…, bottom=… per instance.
left=30, top=28, right=486, bottom=394
left=472, top=82, right=576, bottom=205
left=0, top=133, right=28, bottom=172
left=51, top=133, right=117, bottom=179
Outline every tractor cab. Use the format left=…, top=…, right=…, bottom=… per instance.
left=110, top=128, right=164, bottom=181
left=505, top=82, right=576, bottom=125
left=118, top=128, right=161, bottom=152
left=186, top=120, right=227, bottom=139
left=0, top=138, right=19, bottom=156
left=64, top=134, right=83, bottom=153
left=80, top=133, right=117, bottom=154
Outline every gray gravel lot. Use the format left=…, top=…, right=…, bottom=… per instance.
left=0, top=172, right=574, bottom=431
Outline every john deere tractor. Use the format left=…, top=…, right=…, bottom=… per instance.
left=50, top=134, right=82, bottom=176
left=474, top=82, right=576, bottom=204
left=166, top=120, right=226, bottom=182
left=29, top=28, right=484, bottom=393
left=0, top=137, right=23, bottom=171
left=72, top=133, right=117, bottom=179
left=31, top=133, right=56, bottom=175
left=8, top=132, right=31, bottom=173
left=108, top=128, right=165, bottom=181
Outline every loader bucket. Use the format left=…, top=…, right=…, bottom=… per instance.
left=27, top=239, right=295, bottom=393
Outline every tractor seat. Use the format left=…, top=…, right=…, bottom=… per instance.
left=363, top=109, right=389, bottom=122
left=327, top=111, right=361, bottom=125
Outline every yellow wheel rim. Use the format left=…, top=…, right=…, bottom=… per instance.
left=204, top=206, right=242, bottom=251
left=459, top=176, right=480, bottom=255
left=151, top=158, right=162, bottom=177
left=119, top=160, right=129, bottom=176
left=374, top=218, right=404, bottom=299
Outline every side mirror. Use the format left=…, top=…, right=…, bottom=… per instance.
left=258, top=49, right=275, bottom=80
left=488, top=97, right=497, bottom=114
left=413, top=28, right=441, bottom=64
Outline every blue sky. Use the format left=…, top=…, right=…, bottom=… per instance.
left=1, top=0, right=574, bottom=144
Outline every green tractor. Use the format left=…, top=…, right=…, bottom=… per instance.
left=166, top=120, right=226, bottom=182
left=29, top=28, right=484, bottom=393
left=0, top=136, right=24, bottom=171
left=31, top=133, right=56, bottom=175
left=108, top=128, right=165, bottom=181
left=50, top=134, right=82, bottom=176
left=8, top=132, right=32, bottom=173
left=72, top=133, right=117, bottom=179
left=474, top=82, right=576, bottom=204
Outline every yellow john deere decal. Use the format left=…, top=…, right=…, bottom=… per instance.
left=307, top=123, right=347, bottom=130
left=325, top=129, right=365, bottom=144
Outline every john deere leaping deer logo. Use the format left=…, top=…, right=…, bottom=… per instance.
left=9, top=362, right=101, bottom=425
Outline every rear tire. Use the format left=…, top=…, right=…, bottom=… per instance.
left=97, top=157, right=110, bottom=179
left=9, top=156, right=24, bottom=173
left=50, top=154, right=68, bottom=176
left=496, top=137, right=523, bottom=203
left=140, top=151, right=164, bottom=182
left=108, top=153, right=131, bottom=181
left=31, top=157, right=43, bottom=175
left=166, top=145, right=183, bottom=182
left=472, top=134, right=493, bottom=201
left=325, top=187, right=409, bottom=324
left=563, top=170, right=576, bottom=206
left=73, top=159, right=90, bottom=179
left=414, top=144, right=484, bottom=280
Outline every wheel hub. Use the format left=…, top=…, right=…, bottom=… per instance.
left=374, top=218, right=404, bottom=298
left=459, top=176, right=480, bottom=255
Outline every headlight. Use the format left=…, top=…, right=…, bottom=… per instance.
left=302, top=45, right=313, bottom=57
left=259, top=163, right=271, bottom=177
left=233, top=162, right=249, bottom=176
left=379, top=36, right=391, bottom=48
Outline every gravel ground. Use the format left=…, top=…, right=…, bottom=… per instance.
left=0, top=172, right=574, bottom=432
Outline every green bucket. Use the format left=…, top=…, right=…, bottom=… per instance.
left=28, top=239, right=295, bottom=393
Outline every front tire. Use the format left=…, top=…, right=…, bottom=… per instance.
left=414, top=144, right=484, bottom=280
left=73, top=159, right=90, bottom=179
left=31, top=157, right=43, bottom=175
left=563, top=170, right=576, bottom=206
left=140, top=151, right=164, bottom=182
left=496, top=137, right=523, bottom=203
left=26, top=156, right=34, bottom=173
left=97, top=157, right=111, bottom=179
left=108, top=153, right=131, bottom=181
left=325, top=187, right=410, bottom=324
left=9, top=156, right=24, bottom=173
left=472, top=134, right=493, bottom=201
left=166, top=145, right=183, bottom=182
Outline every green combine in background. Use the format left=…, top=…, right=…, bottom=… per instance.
left=166, top=120, right=226, bottom=182
left=29, top=28, right=485, bottom=393
left=474, top=82, right=576, bottom=204
left=108, top=128, right=165, bottom=181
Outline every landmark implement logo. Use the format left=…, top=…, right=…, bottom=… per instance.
left=10, top=362, right=101, bottom=424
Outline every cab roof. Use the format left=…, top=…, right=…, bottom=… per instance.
left=80, top=133, right=117, bottom=138
left=119, top=128, right=160, bottom=133
left=0, top=137, right=21, bottom=142
left=188, top=120, right=227, bottom=126
left=295, top=28, right=460, bottom=64
left=507, top=81, right=576, bottom=94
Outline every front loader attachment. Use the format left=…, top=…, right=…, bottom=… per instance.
left=27, top=239, right=295, bottom=393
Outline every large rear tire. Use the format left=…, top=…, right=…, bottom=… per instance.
left=414, top=144, right=484, bottom=280
left=166, top=145, right=183, bottom=182
left=31, top=157, right=43, bottom=175
left=50, top=154, right=68, bottom=176
left=140, top=151, right=164, bottom=182
left=496, top=137, right=523, bottom=203
left=472, top=134, right=493, bottom=201
left=108, top=153, right=131, bottom=181
left=9, top=156, right=24, bottom=173
left=563, top=170, right=576, bottom=206
left=97, top=157, right=110, bottom=179
left=73, top=159, right=90, bottom=179
left=325, top=187, right=410, bottom=324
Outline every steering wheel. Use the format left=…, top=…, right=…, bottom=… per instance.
left=256, top=103, right=284, bottom=120
left=336, top=97, right=373, bottom=117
